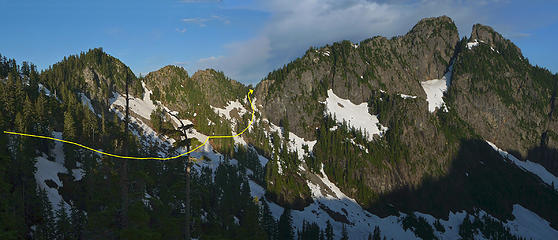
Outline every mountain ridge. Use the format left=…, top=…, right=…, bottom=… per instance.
left=1, top=15, right=557, bottom=239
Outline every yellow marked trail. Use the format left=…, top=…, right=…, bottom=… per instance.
left=4, top=89, right=255, bottom=161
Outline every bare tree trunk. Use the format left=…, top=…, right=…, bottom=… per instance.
left=121, top=77, right=129, bottom=229
left=185, top=145, right=191, bottom=240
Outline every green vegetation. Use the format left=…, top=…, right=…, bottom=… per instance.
left=459, top=213, right=523, bottom=240
left=401, top=213, right=436, bottom=240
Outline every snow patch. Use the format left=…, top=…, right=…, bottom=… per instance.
left=78, top=93, right=95, bottom=114
left=38, top=83, right=52, bottom=96
left=347, top=138, right=368, bottom=153
left=211, top=100, right=247, bottom=123
left=399, top=94, right=417, bottom=99
left=505, top=204, right=558, bottom=239
left=34, top=132, right=74, bottom=213
left=109, top=81, right=158, bottom=120
left=421, top=63, right=453, bottom=113
left=486, top=141, right=558, bottom=190
left=467, top=39, right=480, bottom=49
left=323, top=89, right=387, bottom=141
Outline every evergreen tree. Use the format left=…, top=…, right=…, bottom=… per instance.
left=325, top=220, right=334, bottom=240
left=261, top=200, right=278, bottom=240
left=278, top=208, right=294, bottom=240
left=70, top=203, right=86, bottom=240
left=372, top=226, right=381, bottom=240
left=63, top=110, right=77, bottom=170
left=238, top=200, right=266, bottom=240
left=35, top=188, right=55, bottom=240
left=298, top=220, right=321, bottom=240
left=55, top=200, right=71, bottom=240
left=340, top=224, right=348, bottom=240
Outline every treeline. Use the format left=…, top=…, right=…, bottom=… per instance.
left=0, top=54, right=51, bottom=239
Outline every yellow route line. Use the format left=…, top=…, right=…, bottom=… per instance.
left=3, top=89, right=255, bottom=161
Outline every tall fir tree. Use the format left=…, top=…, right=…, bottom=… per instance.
left=55, top=200, right=71, bottom=240
left=261, top=200, right=278, bottom=240
left=278, top=208, right=294, bottom=240
left=325, top=220, right=334, bottom=240
left=372, top=226, right=381, bottom=240
left=35, top=188, right=55, bottom=240
left=340, top=224, right=348, bottom=240
left=70, top=203, right=86, bottom=240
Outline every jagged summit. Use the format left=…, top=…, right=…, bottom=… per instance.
left=470, top=23, right=523, bottom=55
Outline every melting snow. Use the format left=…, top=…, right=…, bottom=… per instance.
left=486, top=141, right=558, bottom=190
left=78, top=93, right=95, bottom=114
left=323, top=89, right=387, bottom=141
left=34, top=132, right=74, bottom=212
left=38, top=83, right=52, bottom=96
left=399, top=94, right=417, bottom=99
left=109, top=81, right=158, bottom=120
left=421, top=63, right=453, bottom=113
left=211, top=100, right=247, bottom=121
left=505, top=204, right=558, bottom=239
left=467, top=39, right=480, bottom=49
left=268, top=164, right=418, bottom=239
left=263, top=119, right=317, bottom=160
left=347, top=138, right=368, bottom=153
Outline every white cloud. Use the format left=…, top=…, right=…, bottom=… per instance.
left=181, top=15, right=230, bottom=27
left=189, top=36, right=272, bottom=82
left=187, top=0, right=512, bottom=84
left=176, top=28, right=187, bottom=33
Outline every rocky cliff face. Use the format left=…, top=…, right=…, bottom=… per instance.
left=251, top=16, right=558, bottom=215
left=252, top=16, right=462, bottom=207
left=255, top=16, right=459, bottom=140
left=450, top=24, right=558, bottom=174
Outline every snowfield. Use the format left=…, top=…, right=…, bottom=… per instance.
left=34, top=132, right=74, bottom=213
left=78, top=92, right=95, bottom=114
left=109, top=81, right=158, bottom=120
left=263, top=118, right=317, bottom=161
left=323, top=89, right=388, bottom=141
left=486, top=140, right=558, bottom=190
left=505, top=204, right=558, bottom=239
left=467, top=39, right=480, bottom=49
left=247, top=160, right=558, bottom=239
left=211, top=100, right=247, bottom=122
left=399, top=94, right=417, bottom=99
left=421, top=63, right=453, bottom=113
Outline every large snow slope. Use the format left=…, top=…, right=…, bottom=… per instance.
left=421, top=64, right=453, bottom=113
left=486, top=140, right=558, bottom=191
left=323, top=89, right=387, bottom=141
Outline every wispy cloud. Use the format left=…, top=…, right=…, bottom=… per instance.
left=181, top=15, right=230, bottom=27
left=176, top=27, right=187, bottom=33
left=191, top=0, right=488, bottom=84
left=188, top=0, right=553, bottom=84
left=174, top=61, right=190, bottom=66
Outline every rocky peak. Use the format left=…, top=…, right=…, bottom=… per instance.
left=191, top=69, right=247, bottom=108
left=470, top=24, right=522, bottom=55
left=145, top=65, right=189, bottom=84
left=407, top=16, right=456, bottom=37
left=400, top=15, right=459, bottom=80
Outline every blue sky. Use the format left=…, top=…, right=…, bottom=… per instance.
left=0, top=0, right=556, bottom=85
